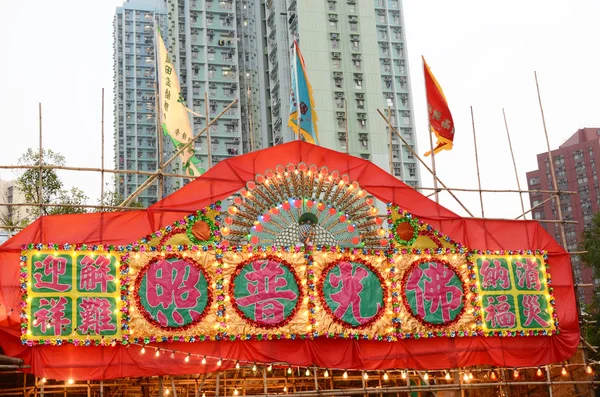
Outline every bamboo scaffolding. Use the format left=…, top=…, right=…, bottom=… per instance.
left=503, top=108, right=527, bottom=218
left=119, top=99, right=238, bottom=207
left=378, top=109, right=475, bottom=216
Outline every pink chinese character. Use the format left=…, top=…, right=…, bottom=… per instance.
left=146, top=259, right=202, bottom=310
left=328, top=262, right=380, bottom=325
left=485, top=296, right=516, bottom=328
left=522, top=295, right=549, bottom=327
left=79, top=255, right=115, bottom=293
left=33, top=297, right=71, bottom=335
left=77, top=297, right=116, bottom=335
left=480, top=259, right=510, bottom=289
left=407, top=262, right=463, bottom=323
left=33, top=255, right=70, bottom=292
left=236, top=259, right=298, bottom=324
left=515, top=258, right=542, bottom=290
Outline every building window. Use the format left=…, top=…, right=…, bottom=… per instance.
left=334, top=78, right=343, bottom=88
left=328, top=1, right=336, bottom=10
left=529, top=176, right=540, bottom=185
left=356, top=99, right=365, bottom=109
left=348, top=4, right=356, bottom=12
left=352, top=40, right=360, bottom=50
left=330, top=20, right=338, bottom=29
left=353, top=59, right=361, bottom=69
left=378, top=13, right=386, bottom=23
left=349, top=22, right=358, bottom=31
left=331, top=39, right=339, bottom=49
left=354, top=78, right=363, bottom=89
left=333, top=59, right=341, bottom=69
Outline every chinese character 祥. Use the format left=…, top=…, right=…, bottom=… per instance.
left=522, top=295, right=549, bottom=327
left=33, top=255, right=70, bottom=292
left=34, top=297, right=71, bottom=335
left=485, top=296, right=516, bottom=328
left=406, top=262, right=463, bottom=323
left=328, top=262, right=381, bottom=325
left=480, top=259, right=510, bottom=289
left=78, top=297, right=116, bottom=335
left=515, top=258, right=542, bottom=290
left=79, top=255, right=114, bottom=292
left=236, top=259, right=298, bottom=325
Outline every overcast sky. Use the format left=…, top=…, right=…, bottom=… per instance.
left=1, top=0, right=598, bottom=220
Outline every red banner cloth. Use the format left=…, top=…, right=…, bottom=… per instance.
left=423, top=57, right=455, bottom=156
left=0, top=141, right=578, bottom=380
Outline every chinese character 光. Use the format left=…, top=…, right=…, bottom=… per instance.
left=328, top=262, right=380, bottom=325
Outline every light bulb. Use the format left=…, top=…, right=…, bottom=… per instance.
left=536, top=367, right=543, bottom=377
left=67, top=379, right=74, bottom=385
left=513, top=368, right=519, bottom=379
left=141, top=346, right=146, bottom=354
left=41, top=378, right=47, bottom=384
left=202, top=393, right=206, bottom=397
left=561, top=365, right=567, bottom=376
left=287, top=367, right=292, bottom=374
left=155, top=349, right=160, bottom=357
left=184, top=354, right=190, bottom=363
left=468, top=372, right=473, bottom=380
left=587, top=364, right=594, bottom=374
left=202, top=357, right=207, bottom=365
left=165, top=389, right=170, bottom=396
left=267, top=364, right=272, bottom=372
left=363, top=372, right=369, bottom=380
left=305, top=368, right=311, bottom=376
left=233, top=389, right=238, bottom=396
left=236, top=362, right=240, bottom=369
left=343, top=371, right=348, bottom=379
left=463, top=373, right=469, bottom=382
left=445, top=372, right=451, bottom=381
left=324, top=370, right=329, bottom=378
left=170, top=351, right=175, bottom=359
left=252, top=364, right=257, bottom=372
left=401, top=371, right=407, bottom=380
left=283, top=386, right=287, bottom=392
left=423, top=372, right=428, bottom=381
left=383, top=372, right=389, bottom=381
left=217, top=359, right=222, bottom=367
left=490, top=371, right=497, bottom=380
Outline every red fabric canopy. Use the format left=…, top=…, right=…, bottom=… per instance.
left=0, top=141, right=579, bottom=380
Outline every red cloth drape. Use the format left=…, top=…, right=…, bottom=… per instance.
left=0, top=141, right=579, bottom=380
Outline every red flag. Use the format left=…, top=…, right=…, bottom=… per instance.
left=423, top=57, right=455, bottom=156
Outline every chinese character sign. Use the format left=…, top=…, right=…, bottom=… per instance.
left=137, top=256, right=211, bottom=328
left=321, top=260, right=384, bottom=327
left=25, top=250, right=121, bottom=342
left=403, top=259, right=465, bottom=326
left=231, top=257, right=301, bottom=327
left=474, top=254, right=554, bottom=334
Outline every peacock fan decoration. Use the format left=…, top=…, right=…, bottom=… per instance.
left=220, top=163, right=386, bottom=248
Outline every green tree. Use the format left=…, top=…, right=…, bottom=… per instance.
left=16, top=148, right=88, bottom=217
left=580, top=212, right=600, bottom=360
left=95, top=187, right=143, bottom=212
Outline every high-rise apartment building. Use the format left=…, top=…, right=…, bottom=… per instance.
left=263, top=0, right=420, bottom=186
left=526, top=128, right=600, bottom=305
left=0, top=179, right=27, bottom=240
left=115, top=0, right=421, bottom=203
left=165, top=0, right=420, bottom=186
left=113, top=0, right=173, bottom=207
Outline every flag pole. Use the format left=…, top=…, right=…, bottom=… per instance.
left=100, top=88, right=105, bottom=210
left=154, top=21, right=164, bottom=200
left=205, top=91, right=212, bottom=168
left=388, top=104, right=393, bottom=175
left=422, top=57, right=439, bottom=203
left=295, top=43, right=301, bottom=142
left=470, top=106, right=484, bottom=217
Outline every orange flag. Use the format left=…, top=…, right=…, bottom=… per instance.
left=423, top=57, right=455, bottom=156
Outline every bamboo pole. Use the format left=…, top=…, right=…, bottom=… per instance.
left=0, top=164, right=201, bottom=179
left=205, top=91, right=213, bottom=168
left=248, top=79, right=255, bottom=152
left=378, top=109, right=475, bottom=217
left=38, top=103, right=43, bottom=215
left=515, top=194, right=556, bottom=220
left=101, top=88, right=105, bottom=210
left=344, top=99, right=349, bottom=154
left=470, top=106, right=484, bottom=217
left=157, top=82, right=164, bottom=201
left=502, top=108, right=526, bottom=218
left=388, top=105, right=393, bottom=175
left=119, top=99, right=238, bottom=207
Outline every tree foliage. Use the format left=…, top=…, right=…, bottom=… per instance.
left=95, top=188, right=143, bottom=212
left=580, top=212, right=600, bottom=360
left=16, top=148, right=88, bottom=217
